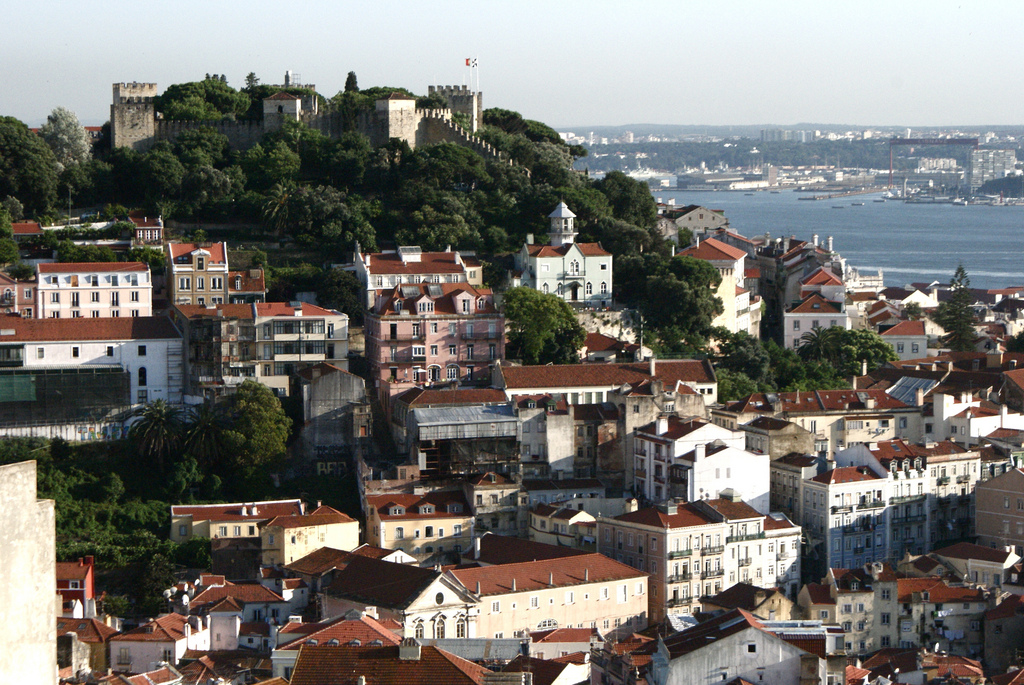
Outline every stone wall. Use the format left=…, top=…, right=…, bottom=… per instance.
left=155, top=119, right=265, bottom=150
left=0, top=461, right=57, bottom=683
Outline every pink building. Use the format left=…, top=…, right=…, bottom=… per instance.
left=364, top=283, right=504, bottom=401
left=36, top=262, right=153, bottom=318
left=129, top=210, right=163, bottom=244
left=0, top=272, right=36, bottom=317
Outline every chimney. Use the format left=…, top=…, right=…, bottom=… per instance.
left=474, top=536, right=482, bottom=557
left=864, top=396, right=876, bottom=410
left=526, top=234, right=534, bottom=245
left=656, top=416, right=668, bottom=435
left=549, top=572, right=554, bottom=587
left=585, top=569, right=589, bottom=581
left=813, top=234, right=819, bottom=247
left=861, top=359, right=868, bottom=376
left=827, top=236, right=834, bottom=252
left=915, top=387, right=925, bottom=407
left=695, top=443, right=706, bottom=461
left=398, top=637, right=421, bottom=660
left=649, top=356, right=656, bottom=376
left=988, top=352, right=1004, bottom=369
left=512, top=578, right=516, bottom=591
left=695, top=236, right=700, bottom=248
left=476, top=581, right=481, bottom=594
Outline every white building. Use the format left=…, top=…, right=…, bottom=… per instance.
left=354, top=245, right=483, bottom=309
left=513, top=203, right=613, bottom=308
left=253, top=302, right=350, bottom=397
left=783, top=293, right=851, bottom=350
left=36, top=262, right=152, bottom=319
left=0, top=316, right=183, bottom=406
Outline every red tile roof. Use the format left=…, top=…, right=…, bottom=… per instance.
left=56, top=617, right=118, bottom=643
left=172, top=499, right=303, bottom=523
left=788, top=292, right=843, bottom=315
left=503, top=654, right=572, bottom=685
left=279, top=614, right=402, bottom=650
left=614, top=503, right=715, bottom=529
left=112, top=613, right=193, bottom=643
left=168, top=242, right=227, bottom=263
left=255, top=302, right=339, bottom=318
left=370, top=282, right=497, bottom=317
left=266, top=91, right=302, bottom=100
left=530, top=627, right=597, bottom=644
left=175, top=303, right=254, bottom=320
left=262, top=505, right=356, bottom=529
left=992, top=669, right=1024, bottom=685
left=365, top=251, right=471, bottom=276
left=501, top=359, right=715, bottom=390
left=678, top=237, right=746, bottom=262
left=449, top=553, right=646, bottom=596
left=896, top=577, right=987, bottom=603
left=723, top=389, right=908, bottom=414
left=367, top=492, right=471, bottom=521
left=190, top=582, right=286, bottom=611
left=289, top=644, right=490, bottom=685
left=128, top=211, right=161, bottom=228
left=933, top=541, right=1012, bottom=564
left=987, top=593, right=1024, bottom=621
left=55, top=559, right=92, bottom=580
left=227, top=269, right=266, bottom=293
left=636, top=416, right=712, bottom=441
left=466, top=533, right=590, bottom=565
left=809, top=466, right=881, bottom=485
left=325, top=556, right=440, bottom=609
left=11, top=221, right=42, bottom=235
left=881, top=320, right=927, bottom=337
left=39, top=261, right=148, bottom=273
left=394, top=387, right=508, bottom=406
left=803, top=583, right=835, bottom=605
left=0, top=314, right=179, bottom=341
left=661, top=609, right=766, bottom=659
left=800, top=267, right=843, bottom=287
left=524, top=242, right=611, bottom=258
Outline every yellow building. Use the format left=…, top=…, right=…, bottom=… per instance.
left=365, top=491, right=474, bottom=563
left=170, top=499, right=304, bottom=543
left=260, top=505, right=360, bottom=566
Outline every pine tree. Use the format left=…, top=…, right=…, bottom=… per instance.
left=344, top=71, right=359, bottom=93
left=933, top=264, right=976, bottom=352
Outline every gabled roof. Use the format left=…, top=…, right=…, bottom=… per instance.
left=987, top=593, right=1024, bottom=621
left=167, top=241, right=227, bottom=263
left=880, top=320, right=927, bottom=337
left=262, top=505, right=356, bottom=530
left=190, top=582, right=286, bottom=612
left=788, top=292, right=844, bottom=315
left=289, top=644, right=490, bottom=685
left=744, top=416, right=796, bottom=431
left=466, top=533, right=589, bottom=565
left=932, top=541, right=1012, bottom=564
left=111, top=613, right=193, bottom=643
left=809, top=466, right=880, bottom=485
left=449, top=553, right=645, bottom=596
left=171, top=499, right=302, bottom=523
left=800, top=267, right=843, bottom=287
left=55, top=559, right=92, bottom=580
left=394, top=387, right=508, bottom=407
left=803, top=583, right=834, bottom=605
left=366, top=491, right=471, bottom=520
left=227, top=269, right=266, bottom=293
left=501, top=359, right=715, bottom=390
left=11, top=221, right=41, bottom=235
left=530, top=627, right=598, bottom=644
left=548, top=202, right=576, bottom=219
left=661, top=609, right=767, bottom=659
left=175, top=303, right=255, bottom=320
left=523, top=242, right=611, bottom=258
left=371, top=282, right=497, bottom=317
left=614, top=503, right=716, bottom=530
left=678, top=237, right=746, bottom=262
left=364, top=250, right=468, bottom=276
left=896, top=577, right=987, bottom=603
left=255, top=302, right=340, bottom=318
left=702, top=582, right=782, bottom=612
left=325, top=556, right=441, bottom=610
left=503, top=654, right=573, bottom=685
left=56, top=617, right=118, bottom=643
left=722, top=389, right=908, bottom=415
left=266, top=91, right=301, bottom=100
left=636, top=416, right=713, bottom=440
left=0, top=315, right=179, bottom=342
left=39, top=261, right=148, bottom=273
left=286, top=545, right=396, bottom=576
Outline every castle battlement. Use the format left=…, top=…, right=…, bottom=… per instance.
left=113, top=82, right=158, bottom=105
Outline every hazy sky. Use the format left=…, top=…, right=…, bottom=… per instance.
left=4, top=0, right=1024, bottom=129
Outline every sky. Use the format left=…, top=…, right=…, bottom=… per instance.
left=4, top=0, right=1024, bottom=129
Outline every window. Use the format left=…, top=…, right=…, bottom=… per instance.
left=881, top=613, right=890, bottom=625
left=530, top=596, right=539, bottom=608
left=454, top=524, right=462, bottom=536
left=72, top=346, right=79, bottom=358
left=179, top=524, right=187, bottom=536
left=91, top=292, right=100, bottom=302
left=448, top=344, right=457, bottom=355
left=138, top=345, right=147, bottom=356
left=137, top=390, right=148, bottom=403
left=492, top=601, right=500, bottom=612
left=415, top=623, right=424, bottom=639
left=395, top=527, right=404, bottom=540
left=197, top=257, right=205, bottom=270
left=130, top=291, right=139, bottom=302
left=793, top=320, right=800, bottom=331
left=456, top=620, right=466, bottom=638
left=178, top=277, right=190, bottom=290
left=747, top=643, right=757, bottom=654
left=138, top=367, right=147, bottom=387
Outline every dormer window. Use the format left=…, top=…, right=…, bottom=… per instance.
left=527, top=401, right=536, bottom=409
left=420, top=505, right=434, bottom=515
left=914, top=458, right=922, bottom=470
left=448, top=503, right=462, bottom=513
left=477, top=298, right=485, bottom=310
left=197, top=257, right=205, bottom=270
left=890, top=461, right=897, bottom=473
left=390, top=506, right=405, bottom=516
left=395, top=301, right=402, bottom=313
left=850, top=581, right=859, bottom=591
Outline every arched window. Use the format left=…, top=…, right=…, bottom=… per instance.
left=457, top=619, right=467, bottom=638
left=569, top=260, right=580, bottom=275
left=434, top=618, right=445, bottom=639
left=600, top=282, right=607, bottom=294
left=586, top=282, right=593, bottom=295
left=138, top=367, right=147, bottom=387
left=447, top=365, right=459, bottom=380
left=542, top=283, right=549, bottom=294
left=414, top=622, right=424, bottom=639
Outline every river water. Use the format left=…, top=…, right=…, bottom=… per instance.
left=652, top=189, right=1024, bottom=290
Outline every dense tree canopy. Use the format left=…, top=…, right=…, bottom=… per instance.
left=503, top=287, right=586, bottom=365
left=40, top=107, right=92, bottom=168
left=0, top=116, right=59, bottom=215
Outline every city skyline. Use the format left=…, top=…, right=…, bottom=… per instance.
left=3, top=0, right=1024, bottom=129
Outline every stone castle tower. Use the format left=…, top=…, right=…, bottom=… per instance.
left=111, top=82, right=158, bottom=151
left=427, top=85, right=483, bottom=132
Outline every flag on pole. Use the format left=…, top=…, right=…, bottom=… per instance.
left=466, top=58, right=478, bottom=67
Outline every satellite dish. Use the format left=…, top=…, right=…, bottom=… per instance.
left=181, top=595, right=190, bottom=606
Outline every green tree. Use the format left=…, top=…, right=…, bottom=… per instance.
left=641, top=255, right=723, bottom=353
left=318, top=268, right=364, bottom=325
left=503, top=287, right=586, bottom=365
left=128, top=400, right=184, bottom=476
left=155, top=78, right=250, bottom=121
left=716, top=369, right=760, bottom=402
left=716, top=331, right=771, bottom=384
left=222, top=380, right=291, bottom=474
left=933, top=265, right=977, bottom=352
left=183, top=402, right=228, bottom=471
left=2, top=196, right=23, bottom=221
left=594, top=171, right=657, bottom=228
left=1007, top=331, right=1024, bottom=353
left=0, top=238, right=18, bottom=264
left=245, top=72, right=260, bottom=90
left=903, top=302, right=924, bottom=321
left=0, top=116, right=60, bottom=215
left=796, top=325, right=844, bottom=365
left=344, top=71, right=359, bottom=93
left=39, top=107, right=91, bottom=169
left=832, top=328, right=899, bottom=376
left=262, top=182, right=293, bottom=236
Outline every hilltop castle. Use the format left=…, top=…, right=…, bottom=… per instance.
left=110, top=80, right=503, bottom=162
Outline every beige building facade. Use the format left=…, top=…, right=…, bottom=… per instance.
left=260, top=506, right=360, bottom=566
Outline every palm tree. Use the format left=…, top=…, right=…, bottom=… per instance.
left=128, top=399, right=183, bottom=475
left=183, top=402, right=227, bottom=471
left=262, top=182, right=292, bottom=237
left=797, top=325, right=842, bottom=364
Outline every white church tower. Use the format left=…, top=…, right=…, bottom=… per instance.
left=548, top=202, right=578, bottom=248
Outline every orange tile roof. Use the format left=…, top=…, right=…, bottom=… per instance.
left=191, top=582, right=286, bottom=611
left=788, top=292, right=843, bottom=315
left=524, top=242, right=611, bottom=258
left=175, top=303, right=254, bottom=320
left=933, top=541, right=1012, bottom=563
left=289, top=644, right=490, bottom=685
left=325, top=557, right=441, bottom=609
left=614, top=503, right=716, bottom=529
left=263, top=505, right=356, bottom=529
left=800, top=267, right=843, bottom=286
left=365, top=251, right=470, bottom=276
left=449, top=553, right=646, bottom=595
left=804, top=582, right=834, bottom=605
left=370, top=282, right=498, bottom=317
left=11, top=221, right=41, bottom=235
left=56, top=617, right=118, bottom=643
left=0, top=314, right=179, bottom=342
left=809, top=466, right=881, bottom=485
left=636, top=416, right=712, bottom=441
left=171, top=499, right=303, bottom=523
left=395, top=387, right=508, bottom=406
left=112, top=613, right=192, bottom=643
left=896, top=577, right=986, bottom=603
left=723, top=388, right=908, bottom=414
left=55, top=559, right=92, bottom=580
left=530, top=627, right=597, bottom=643
left=881, top=320, right=927, bottom=337
left=266, top=91, right=301, bottom=100
left=501, top=359, right=715, bottom=390
left=255, top=302, right=339, bottom=318
left=278, top=614, right=402, bottom=650
left=466, top=534, right=590, bottom=565
left=227, top=269, right=266, bottom=293
left=168, top=242, right=227, bottom=263
left=39, top=261, right=148, bottom=273
left=678, top=237, right=746, bottom=262
left=367, top=492, right=471, bottom=521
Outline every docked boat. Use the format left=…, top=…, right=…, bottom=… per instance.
left=851, top=202, right=865, bottom=206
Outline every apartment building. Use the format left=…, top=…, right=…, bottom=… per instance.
left=462, top=472, right=528, bottom=537
left=783, top=293, right=852, bottom=350
left=678, top=237, right=760, bottom=337
left=529, top=503, right=597, bottom=550
left=259, top=505, right=360, bottom=566
left=597, top=494, right=800, bottom=623
left=0, top=272, right=34, bottom=317
left=364, top=491, right=475, bottom=563
left=167, top=242, right=231, bottom=306
left=742, top=416, right=815, bottom=459
left=631, top=416, right=748, bottom=504
left=713, top=388, right=920, bottom=457
left=364, top=282, right=504, bottom=399
left=354, top=244, right=483, bottom=309
left=448, top=553, right=648, bottom=640
left=170, top=499, right=305, bottom=543
left=770, top=453, right=820, bottom=518
left=174, top=302, right=348, bottom=399
left=36, top=262, right=152, bottom=318
left=976, top=468, right=1024, bottom=553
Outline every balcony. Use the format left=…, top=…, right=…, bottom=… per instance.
left=831, top=504, right=853, bottom=514
left=463, top=329, right=500, bottom=340
left=701, top=568, right=724, bottom=580
left=634, top=469, right=647, bottom=480
left=667, top=549, right=693, bottom=559
left=738, top=557, right=752, bottom=567
left=859, top=499, right=886, bottom=510
left=937, top=476, right=950, bottom=486
left=666, top=597, right=693, bottom=608
left=891, top=494, right=926, bottom=505
left=955, top=474, right=971, bottom=484
left=667, top=572, right=693, bottom=583
left=701, top=545, right=725, bottom=556
left=389, top=331, right=425, bottom=341
left=958, top=495, right=972, bottom=505
left=893, top=514, right=927, bottom=525
left=410, top=355, right=427, bottom=363
left=727, top=532, right=766, bottom=544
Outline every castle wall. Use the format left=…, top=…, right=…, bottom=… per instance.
left=154, top=119, right=266, bottom=151
left=111, top=83, right=158, bottom=151
left=428, top=85, right=483, bottom=132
